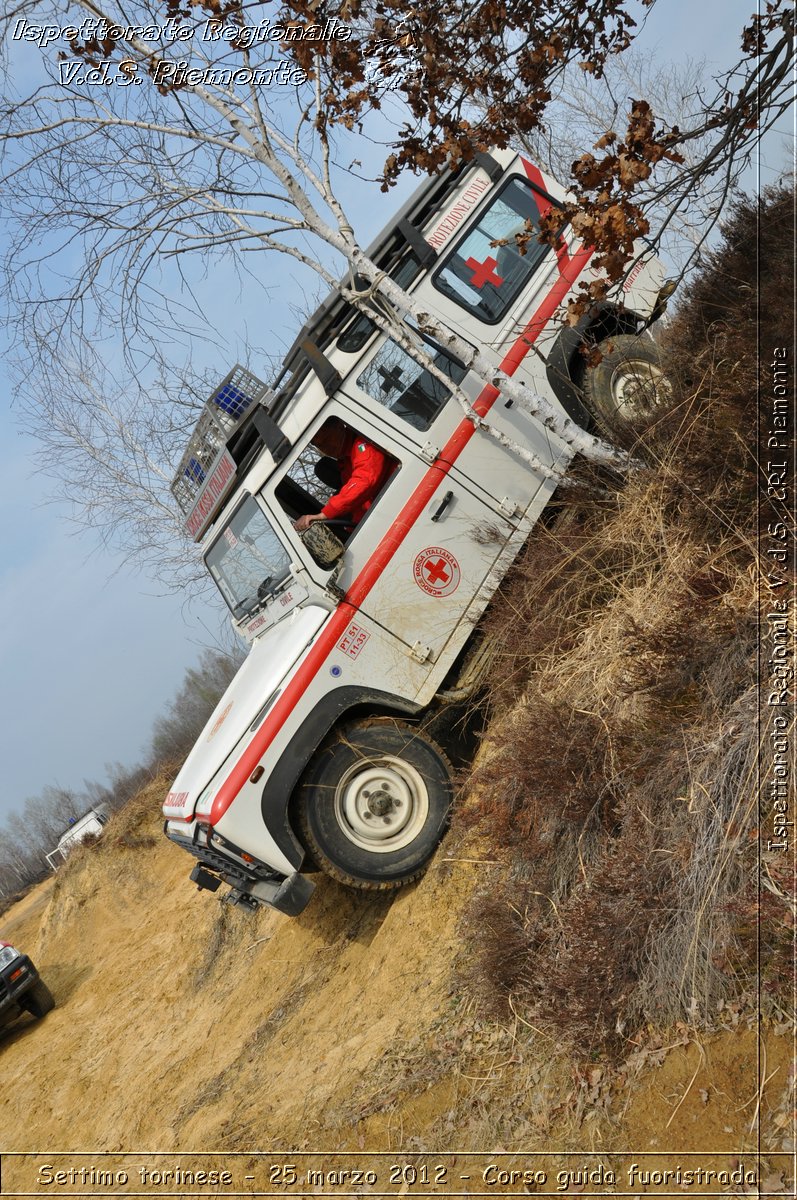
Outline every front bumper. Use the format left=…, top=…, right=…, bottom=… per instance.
left=165, top=823, right=314, bottom=916
left=0, top=955, right=38, bottom=1019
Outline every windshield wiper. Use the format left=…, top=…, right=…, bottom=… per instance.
left=234, top=575, right=281, bottom=619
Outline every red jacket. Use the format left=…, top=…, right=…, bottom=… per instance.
left=321, top=432, right=392, bottom=523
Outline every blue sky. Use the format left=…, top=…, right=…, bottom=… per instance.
left=0, top=0, right=793, bottom=824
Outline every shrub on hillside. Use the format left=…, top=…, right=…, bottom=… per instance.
left=458, top=185, right=794, bottom=1054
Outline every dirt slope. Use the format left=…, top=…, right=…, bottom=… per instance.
left=1, top=779, right=481, bottom=1152
left=0, top=777, right=792, bottom=1187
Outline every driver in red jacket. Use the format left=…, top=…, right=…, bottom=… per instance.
left=294, top=417, right=393, bottom=533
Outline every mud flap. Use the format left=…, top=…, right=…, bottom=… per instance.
left=235, top=871, right=316, bottom=916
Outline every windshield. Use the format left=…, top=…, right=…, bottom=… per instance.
left=206, top=495, right=291, bottom=619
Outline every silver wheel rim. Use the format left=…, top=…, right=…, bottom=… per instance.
left=609, top=359, right=670, bottom=417
left=334, top=756, right=430, bottom=854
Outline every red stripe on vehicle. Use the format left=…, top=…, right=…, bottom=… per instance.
left=521, top=156, right=577, bottom=276
left=520, top=157, right=554, bottom=219
left=500, top=246, right=593, bottom=377
left=208, top=231, right=593, bottom=826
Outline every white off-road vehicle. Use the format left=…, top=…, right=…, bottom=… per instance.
left=163, top=147, right=671, bottom=914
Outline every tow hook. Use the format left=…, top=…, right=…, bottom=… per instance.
left=225, top=889, right=259, bottom=911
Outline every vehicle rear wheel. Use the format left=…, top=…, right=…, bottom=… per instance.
left=581, top=333, right=671, bottom=432
left=296, top=719, right=453, bottom=890
left=22, top=979, right=55, bottom=1018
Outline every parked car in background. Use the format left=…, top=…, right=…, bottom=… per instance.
left=0, top=941, right=54, bottom=1025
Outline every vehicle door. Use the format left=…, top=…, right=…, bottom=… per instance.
left=337, top=281, right=572, bottom=512
left=265, top=397, right=515, bottom=666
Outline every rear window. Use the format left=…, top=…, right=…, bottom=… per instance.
left=432, top=176, right=555, bottom=324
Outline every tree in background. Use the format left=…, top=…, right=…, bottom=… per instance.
left=285, top=0, right=793, bottom=298
left=1, top=0, right=791, bottom=587
left=470, top=48, right=751, bottom=278
left=0, top=645, right=243, bottom=898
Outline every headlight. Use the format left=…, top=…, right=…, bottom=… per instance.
left=0, top=945, right=20, bottom=969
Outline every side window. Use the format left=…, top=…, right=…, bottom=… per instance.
left=433, top=177, right=556, bottom=324
left=275, top=445, right=334, bottom=520
left=337, top=253, right=423, bottom=354
left=274, top=420, right=399, bottom=540
left=355, top=336, right=468, bottom=431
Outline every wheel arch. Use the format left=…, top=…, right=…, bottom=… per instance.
left=545, top=304, right=641, bottom=427
left=22, top=978, right=55, bottom=1019
left=260, top=686, right=422, bottom=869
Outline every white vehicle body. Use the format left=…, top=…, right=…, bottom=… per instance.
left=163, top=147, right=670, bottom=915
left=45, top=809, right=108, bottom=870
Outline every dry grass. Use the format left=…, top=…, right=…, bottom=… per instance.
left=0, top=884, right=36, bottom=919
left=455, top=185, right=795, bottom=1056
left=43, top=767, right=176, bottom=913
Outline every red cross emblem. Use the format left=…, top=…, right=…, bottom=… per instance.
left=413, top=547, right=461, bottom=597
left=464, top=255, right=505, bottom=289
left=424, top=557, right=450, bottom=585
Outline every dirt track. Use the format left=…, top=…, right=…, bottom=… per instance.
left=0, top=777, right=792, bottom=1194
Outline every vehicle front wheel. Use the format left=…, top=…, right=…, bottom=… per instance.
left=581, top=332, right=671, bottom=433
left=296, top=719, right=453, bottom=890
left=22, top=979, right=55, bottom=1018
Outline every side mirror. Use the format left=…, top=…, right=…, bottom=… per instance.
left=299, top=522, right=346, bottom=569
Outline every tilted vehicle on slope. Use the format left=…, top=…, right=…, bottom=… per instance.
left=163, top=146, right=672, bottom=915
left=0, top=941, right=55, bottom=1025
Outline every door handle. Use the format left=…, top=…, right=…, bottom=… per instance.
left=431, top=490, right=454, bottom=522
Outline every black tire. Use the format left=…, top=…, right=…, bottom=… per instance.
left=581, top=333, right=671, bottom=433
left=296, top=719, right=453, bottom=890
left=22, top=979, right=55, bottom=1019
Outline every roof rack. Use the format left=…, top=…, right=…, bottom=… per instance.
left=171, top=364, right=273, bottom=523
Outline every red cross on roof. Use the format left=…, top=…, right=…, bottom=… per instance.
left=464, top=255, right=505, bottom=289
